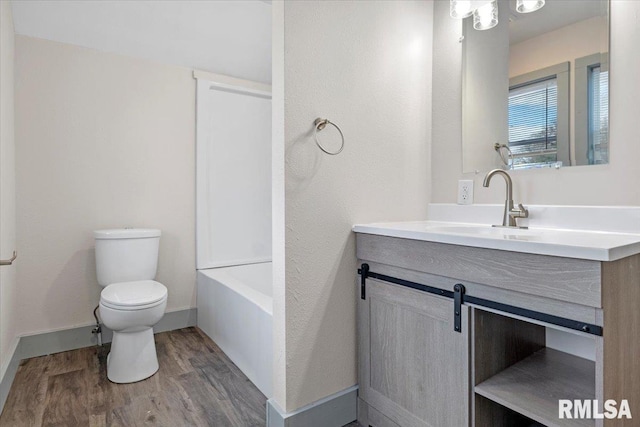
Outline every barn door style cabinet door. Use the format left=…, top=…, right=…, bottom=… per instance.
left=358, top=278, right=470, bottom=427
left=355, top=232, right=640, bottom=427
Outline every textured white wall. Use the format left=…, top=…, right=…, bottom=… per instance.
left=0, top=0, right=18, bottom=379
left=15, top=36, right=196, bottom=336
left=432, top=0, right=640, bottom=207
left=277, top=0, right=433, bottom=412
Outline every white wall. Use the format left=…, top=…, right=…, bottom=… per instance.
left=0, top=0, right=18, bottom=380
left=432, top=0, right=640, bottom=207
left=274, top=0, right=433, bottom=412
left=15, top=36, right=196, bottom=336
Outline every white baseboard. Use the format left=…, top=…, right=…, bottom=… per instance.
left=267, top=385, right=358, bottom=427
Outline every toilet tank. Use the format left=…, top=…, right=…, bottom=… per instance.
left=94, top=228, right=161, bottom=287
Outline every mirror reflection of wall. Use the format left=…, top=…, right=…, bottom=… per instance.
left=461, top=0, right=609, bottom=173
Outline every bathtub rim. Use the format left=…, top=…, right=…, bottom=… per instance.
left=197, top=262, right=273, bottom=316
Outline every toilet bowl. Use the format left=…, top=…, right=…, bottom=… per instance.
left=99, top=280, right=167, bottom=383
left=94, top=228, right=167, bottom=384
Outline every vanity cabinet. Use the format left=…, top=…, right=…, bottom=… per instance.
left=358, top=278, right=469, bottom=427
left=355, top=233, right=640, bottom=427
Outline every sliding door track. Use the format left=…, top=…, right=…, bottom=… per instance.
left=358, top=263, right=602, bottom=337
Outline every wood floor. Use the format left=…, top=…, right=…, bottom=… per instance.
left=0, top=327, right=268, bottom=427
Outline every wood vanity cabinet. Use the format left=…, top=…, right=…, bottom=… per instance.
left=355, top=233, right=640, bottom=427
left=358, top=278, right=470, bottom=427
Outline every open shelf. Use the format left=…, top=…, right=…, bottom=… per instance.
left=475, top=348, right=595, bottom=427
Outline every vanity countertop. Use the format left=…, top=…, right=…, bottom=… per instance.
left=352, top=220, right=640, bottom=261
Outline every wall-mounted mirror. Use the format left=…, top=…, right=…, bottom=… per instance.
left=462, top=0, right=609, bottom=173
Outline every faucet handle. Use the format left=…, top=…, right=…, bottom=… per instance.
left=510, top=203, right=529, bottom=219
left=518, top=204, right=529, bottom=218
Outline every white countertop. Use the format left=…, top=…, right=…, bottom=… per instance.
left=352, top=220, right=640, bottom=261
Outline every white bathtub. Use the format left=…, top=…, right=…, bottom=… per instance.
left=197, top=262, right=272, bottom=397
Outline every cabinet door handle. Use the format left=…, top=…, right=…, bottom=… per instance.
left=0, top=251, right=17, bottom=266
left=454, top=284, right=465, bottom=333
left=360, top=263, right=369, bottom=300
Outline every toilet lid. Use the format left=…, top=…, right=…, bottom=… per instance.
left=101, top=280, right=167, bottom=308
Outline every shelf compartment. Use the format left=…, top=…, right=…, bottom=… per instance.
left=475, top=348, right=595, bottom=427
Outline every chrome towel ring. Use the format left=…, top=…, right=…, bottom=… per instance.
left=0, top=250, right=17, bottom=266
left=314, top=118, right=344, bottom=155
left=494, top=143, right=513, bottom=169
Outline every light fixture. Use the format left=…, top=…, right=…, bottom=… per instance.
left=473, top=0, right=498, bottom=31
left=516, top=0, right=545, bottom=13
left=450, top=0, right=474, bottom=19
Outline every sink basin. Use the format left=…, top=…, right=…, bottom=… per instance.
left=426, top=225, right=541, bottom=239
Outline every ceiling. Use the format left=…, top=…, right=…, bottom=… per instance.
left=11, top=0, right=272, bottom=84
left=509, top=0, right=606, bottom=45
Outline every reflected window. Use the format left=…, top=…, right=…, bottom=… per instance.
left=588, top=65, right=609, bottom=164
left=575, top=53, right=609, bottom=166
left=508, top=78, right=558, bottom=168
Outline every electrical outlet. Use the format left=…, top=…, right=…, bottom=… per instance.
left=457, top=180, right=474, bottom=205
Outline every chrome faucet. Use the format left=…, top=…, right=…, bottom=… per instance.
left=482, top=169, right=529, bottom=228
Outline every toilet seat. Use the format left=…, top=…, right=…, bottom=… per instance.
left=101, top=280, right=167, bottom=311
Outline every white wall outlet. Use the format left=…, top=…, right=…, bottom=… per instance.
left=457, top=180, right=474, bottom=205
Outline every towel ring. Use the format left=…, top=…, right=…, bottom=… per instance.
left=494, top=143, right=513, bottom=169
left=314, top=118, right=344, bottom=155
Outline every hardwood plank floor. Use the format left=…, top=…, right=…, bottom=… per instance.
left=1, top=327, right=360, bottom=427
left=0, top=327, right=267, bottom=427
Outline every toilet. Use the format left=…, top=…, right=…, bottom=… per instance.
left=94, top=228, right=167, bottom=383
